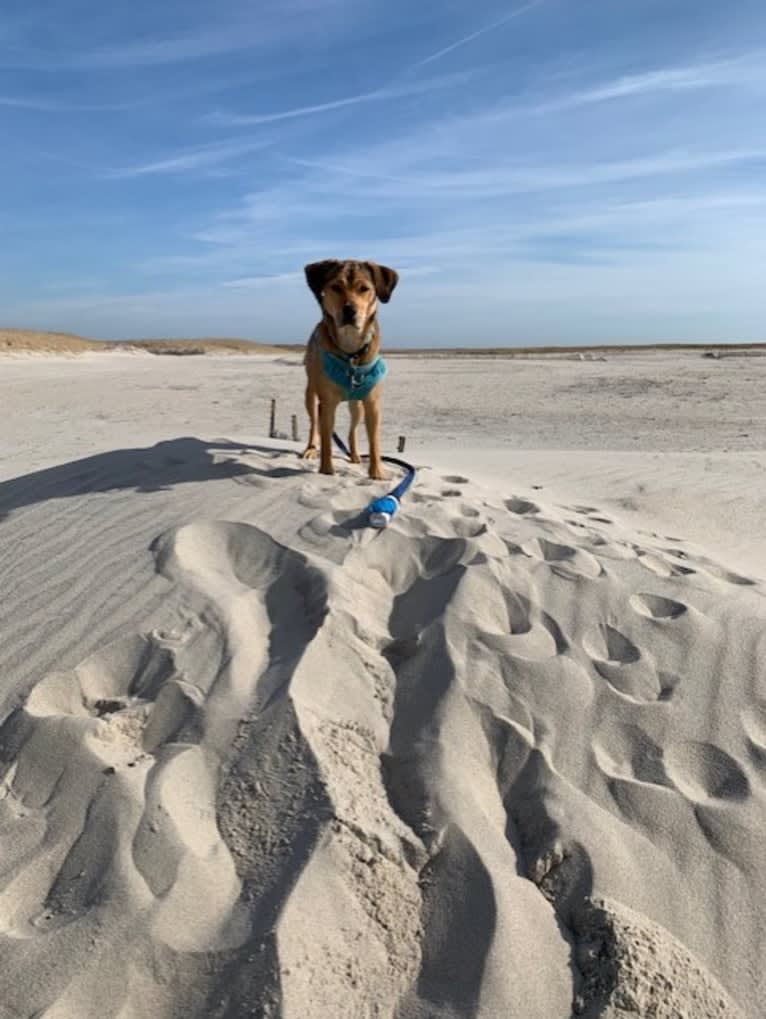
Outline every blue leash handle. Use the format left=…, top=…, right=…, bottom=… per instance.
left=331, top=433, right=416, bottom=528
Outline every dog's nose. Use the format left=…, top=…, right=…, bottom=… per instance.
left=341, top=303, right=357, bottom=324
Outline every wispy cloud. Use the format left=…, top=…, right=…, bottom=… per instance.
left=283, top=147, right=766, bottom=200
left=208, top=71, right=475, bottom=127
left=413, top=1, right=543, bottom=69
left=527, top=53, right=766, bottom=114
left=175, top=187, right=766, bottom=275
left=222, top=272, right=302, bottom=289
left=321, top=52, right=766, bottom=174
left=89, top=31, right=256, bottom=69
left=104, top=138, right=275, bottom=179
left=0, top=26, right=261, bottom=71
left=0, top=95, right=122, bottom=112
left=0, top=1, right=346, bottom=71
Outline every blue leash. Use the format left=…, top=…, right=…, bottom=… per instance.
left=331, top=432, right=416, bottom=528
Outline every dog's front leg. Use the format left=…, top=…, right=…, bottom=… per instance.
left=363, top=391, right=387, bottom=481
left=301, top=385, right=320, bottom=459
left=348, top=400, right=363, bottom=463
left=319, top=396, right=340, bottom=475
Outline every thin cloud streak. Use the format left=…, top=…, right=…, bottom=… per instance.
left=104, top=139, right=276, bottom=179
left=413, top=1, right=543, bottom=69
left=222, top=273, right=303, bottom=288
left=526, top=54, right=766, bottom=114
left=144, top=186, right=766, bottom=285
left=0, top=2, right=340, bottom=71
left=283, top=147, right=766, bottom=199
left=0, top=28, right=259, bottom=71
left=209, top=70, right=477, bottom=127
left=0, top=95, right=138, bottom=112
left=0, top=69, right=287, bottom=115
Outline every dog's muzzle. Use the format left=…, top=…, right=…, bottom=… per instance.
left=341, top=303, right=357, bottom=325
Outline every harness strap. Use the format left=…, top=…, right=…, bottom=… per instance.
left=321, top=349, right=388, bottom=401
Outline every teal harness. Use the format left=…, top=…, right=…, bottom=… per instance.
left=321, top=349, right=388, bottom=401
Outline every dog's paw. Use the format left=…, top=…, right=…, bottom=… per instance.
left=301, top=445, right=318, bottom=460
left=349, top=453, right=362, bottom=465
left=319, top=465, right=336, bottom=476
left=368, top=465, right=388, bottom=482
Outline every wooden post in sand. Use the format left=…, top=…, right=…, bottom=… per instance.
left=291, top=414, right=299, bottom=443
left=269, top=399, right=276, bottom=438
left=397, top=435, right=406, bottom=453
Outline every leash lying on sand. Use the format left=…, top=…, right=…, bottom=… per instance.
left=331, top=432, right=416, bottom=528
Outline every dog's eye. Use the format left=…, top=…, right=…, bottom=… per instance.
left=330, top=284, right=343, bottom=294
left=358, top=285, right=370, bottom=294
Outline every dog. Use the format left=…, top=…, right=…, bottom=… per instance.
left=301, top=259, right=398, bottom=479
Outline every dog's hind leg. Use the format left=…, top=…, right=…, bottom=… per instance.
left=363, top=392, right=387, bottom=481
left=347, top=400, right=363, bottom=464
left=301, top=386, right=319, bottom=459
left=319, top=395, right=340, bottom=475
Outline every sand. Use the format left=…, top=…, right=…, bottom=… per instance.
left=0, top=348, right=763, bottom=1018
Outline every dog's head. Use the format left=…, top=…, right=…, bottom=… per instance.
left=304, top=259, right=398, bottom=353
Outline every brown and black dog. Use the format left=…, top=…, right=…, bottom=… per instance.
left=302, top=259, right=398, bottom=479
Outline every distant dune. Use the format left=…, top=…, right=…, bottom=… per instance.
left=0, top=329, right=291, bottom=356
left=0, top=328, right=102, bottom=354
left=1, top=327, right=764, bottom=358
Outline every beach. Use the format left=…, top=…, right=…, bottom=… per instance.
left=0, top=346, right=763, bottom=1017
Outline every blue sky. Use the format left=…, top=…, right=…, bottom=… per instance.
left=1, top=0, right=765, bottom=345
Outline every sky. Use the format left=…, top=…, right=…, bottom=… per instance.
left=1, top=0, right=765, bottom=346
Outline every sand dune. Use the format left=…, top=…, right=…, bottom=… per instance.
left=0, top=435, right=762, bottom=1017
left=0, top=328, right=287, bottom=356
left=0, top=352, right=764, bottom=1016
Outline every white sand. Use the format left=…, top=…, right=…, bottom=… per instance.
left=0, top=348, right=763, bottom=1017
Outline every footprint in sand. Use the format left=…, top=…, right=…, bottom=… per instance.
left=663, top=548, right=691, bottom=560
left=451, top=518, right=487, bottom=539
left=298, top=512, right=338, bottom=542
left=635, top=551, right=696, bottom=579
left=696, top=559, right=755, bottom=587
left=586, top=536, right=637, bottom=561
left=298, top=483, right=329, bottom=509
left=505, top=497, right=540, bottom=516
left=629, top=594, right=688, bottom=621
left=0, top=631, right=243, bottom=946
left=441, top=488, right=463, bottom=497
left=492, top=593, right=563, bottom=661
left=664, top=741, right=750, bottom=804
left=521, top=538, right=602, bottom=580
left=657, top=671, right=681, bottom=701
left=661, top=549, right=754, bottom=587
left=583, top=624, right=640, bottom=666
left=593, top=723, right=669, bottom=787
left=442, top=475, right=469, bottom=485
left=582, top=624, right=665, bottom=701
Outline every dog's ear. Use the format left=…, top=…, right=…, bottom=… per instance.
left=364, top=262, right=399, bottom=303
left=304, top=260, right=342, bottom=304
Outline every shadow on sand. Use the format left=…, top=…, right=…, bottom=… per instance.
left=0, top=437, right=307, bottom=519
